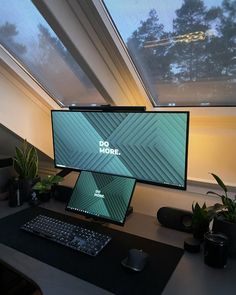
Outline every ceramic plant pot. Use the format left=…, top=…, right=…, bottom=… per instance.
left=213, top=216, right=236, bottom=258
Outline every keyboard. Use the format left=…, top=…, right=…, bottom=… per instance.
left=21, top=215, right=111, bottom=256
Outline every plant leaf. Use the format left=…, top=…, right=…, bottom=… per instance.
left=207, top=191, right=222, bottom=198
left=14, top=140, right=38, bottom=179
left=33, top=174, right=63, bottom=193
left=210, top=173, right=227, bottom=193
left=14, top=146, right=26, bottom=177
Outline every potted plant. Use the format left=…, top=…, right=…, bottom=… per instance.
left=192, top=202, right=216, bottom=241
left=13, top=139, right=39, bottom=201
left=33, top=175, right=63, bottom=202
left=207, top=173, right=236, bottom=258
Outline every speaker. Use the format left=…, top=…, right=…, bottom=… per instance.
left=53, top=185, right=73, bottom=203
left=157, top=207, right=193, bottom=233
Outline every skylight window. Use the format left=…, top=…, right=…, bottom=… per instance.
left=104, top=0, right=236, bottom=107
left=0, top=0, right=106, bottom=107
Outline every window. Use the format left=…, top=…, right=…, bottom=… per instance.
left=0, top=0, right=106, bottom=107
left=104, top=0, right=236, bottom=107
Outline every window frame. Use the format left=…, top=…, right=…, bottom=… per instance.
left=0, top=44, right=60, bottom=110
left=32, top=0, right=152, bottom=109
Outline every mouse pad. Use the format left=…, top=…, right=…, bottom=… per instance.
left=0, top=207, right=183, bottom=295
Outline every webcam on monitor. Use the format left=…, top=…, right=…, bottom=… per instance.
left=68, top=105, right=146, bottom=112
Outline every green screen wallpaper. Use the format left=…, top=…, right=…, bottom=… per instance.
left=67, top=171, right=136, bottom=224
left=52, top=111, right=188, bottom=188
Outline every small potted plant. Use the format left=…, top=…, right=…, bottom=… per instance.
left=207, top=173, right=236, bottom=257
left=192, top=202, right=217, bottom=241
left=13, top=139, right=39, bottom=201
left=33, top=175, right=63, bottom=202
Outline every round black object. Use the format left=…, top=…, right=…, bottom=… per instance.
left=204, top=232, right=228, bottom=268
left=184, top=237, right=201, bottom=253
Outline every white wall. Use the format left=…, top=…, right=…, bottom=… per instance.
left=188, top=114, right=236, bottom=186
left=0, top=61, right=54, bottom=158
left=133, top=183, right=217, bottom=216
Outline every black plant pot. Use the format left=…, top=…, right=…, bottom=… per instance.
left=38, top=191, right=52, bottom=202
left=9, top=178, right=23, bottom=207
left=213, top=216, right=236, bottom=258
left=192, top=222, right=209, bottom=241
left=18, top=178, right=39, bottom=202
left=9, top=177, right=37, bottom=206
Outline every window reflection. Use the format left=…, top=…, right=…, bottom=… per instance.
left=104, top=0, right=236, bottom=106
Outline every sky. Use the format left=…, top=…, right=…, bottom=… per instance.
left=0, top=0, right=224, bottom=45
left=0, top=0, right=53, bottom=45
left=104, top=0, right=223, bottom=41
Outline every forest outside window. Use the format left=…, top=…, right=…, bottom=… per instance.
left=104, top=0, right=236, bottom=107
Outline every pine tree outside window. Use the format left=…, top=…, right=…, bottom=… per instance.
left=104, top=0, right=236, bottom=107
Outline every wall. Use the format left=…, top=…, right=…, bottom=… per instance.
left=0, top=61, right=54, bottom=158
left=188, top=114, right=236, bottom=186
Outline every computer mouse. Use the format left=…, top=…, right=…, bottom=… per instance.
left=121, top=249, right=149, bottom=272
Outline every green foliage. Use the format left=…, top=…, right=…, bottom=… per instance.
left=126, top=0, right=236, bottom=82
left=207, top=173, right=236, bottom=223
left=127, top=9, right=172, bottom=80
left=13, top=139, right=38, bottom=179
left=192, top=202, right=208, bottom=222
left=191, top=202, right=225, bottom=239
left=33, top=175, right=63, bottom=194
left=191, top=202, right=212, bottom=240
left=192, top=202, right=215, bottom=226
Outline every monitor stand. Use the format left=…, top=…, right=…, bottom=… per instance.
left=57, top=168, right=73, bottom=178
left=127, top=206, right=133, bottom=217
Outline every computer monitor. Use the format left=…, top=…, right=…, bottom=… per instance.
left=66, top=171, right=136, bottom=225
left=51, top=110, right=189, bottom=190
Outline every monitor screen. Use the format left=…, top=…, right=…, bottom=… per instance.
left=66, top=171, right=136, bottom=225
left=51, top=110, right=189, bottom=189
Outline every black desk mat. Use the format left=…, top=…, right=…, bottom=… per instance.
left=0, top=207, right=183, bottom=294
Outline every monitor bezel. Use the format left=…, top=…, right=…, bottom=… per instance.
left=51, top=110, right=189, bottom=190
left=65, top=171, right=136, bottom=226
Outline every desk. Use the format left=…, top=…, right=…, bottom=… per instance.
left=0, top=200, right=235, bottom=295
